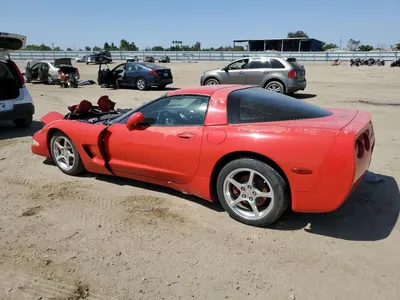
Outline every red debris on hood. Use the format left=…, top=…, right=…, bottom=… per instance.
left=68, top=100, right=93, bottom=115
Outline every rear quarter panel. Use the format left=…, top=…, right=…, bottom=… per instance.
left=194, top=123, right=339, bottom=201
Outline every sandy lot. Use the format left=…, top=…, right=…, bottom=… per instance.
left=0, top=60, right=399, bottom=300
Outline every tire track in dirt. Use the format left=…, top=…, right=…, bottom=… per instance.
left=0, top=266, right=111, bottom=300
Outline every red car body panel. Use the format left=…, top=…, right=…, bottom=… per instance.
left=31, top=85, right=375, bottom=213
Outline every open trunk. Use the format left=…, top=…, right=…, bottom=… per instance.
left=0, top=61, right=21, bottom=101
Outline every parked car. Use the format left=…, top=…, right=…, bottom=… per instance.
left=158, top=56, right=170, bottom=63
left=126, top=55, right=139, bottom=62
left=86, top=51, right=112, bottom=65
left=143, top=56, right=155, bottom=62
left=31, top=85, right=374, bottom=227
left=200, top=57, right=306, bottom=95
left=0, top=32, right=35, bottom=127
left=97, top=62, right=173, bottom=90
left=24, top=58, right=79, bottom=85
left=75, top=56, right=86, bottom=63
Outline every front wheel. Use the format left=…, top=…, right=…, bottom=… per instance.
left=50, top=131, right=85, bottom=176
left=204, top=78, right=219, bottom=85
left=216, top=158, right=290, bottom=227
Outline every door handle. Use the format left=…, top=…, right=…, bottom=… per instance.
left=239, top=71, right=245, bottom=74
left=263, top=71, right=269, bottom=74
left=178, top=132, right=195, bottom=140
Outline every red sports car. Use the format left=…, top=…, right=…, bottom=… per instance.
left=31, top=85, right=375, bottom=227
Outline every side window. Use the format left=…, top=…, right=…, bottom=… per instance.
left=249, top=60, right=271, bottom=69
left=227, top=59, right=249, bottom=70
left=31, top=62, right=41, bottom=70
left=122, top=95, right=210, bottom=126
left=270, top=59, right=285, bottom=69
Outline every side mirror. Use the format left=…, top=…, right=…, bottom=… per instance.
left=221, top=66, right=228, bottom=71
left=126, top=112, right=144, bottom=130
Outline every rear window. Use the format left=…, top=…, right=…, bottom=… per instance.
left=227, top=87, right=332, bottom=124
left=270, top=59, right=285, bottom=69
left=140, top=62, right=161, bottom=69
left=250, top=60, right=270, bottom=69
left=286, top=59, right=303, bottom=69
left=0, top=62, right=15, bottom=80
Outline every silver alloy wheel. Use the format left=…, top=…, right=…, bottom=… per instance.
left=223, top=168, right=275, bottom=220
left=205, top=79, right=218, bottom=85
left=266, top=83, right=282, bottom=93
left=136, top=78, right=146, bottom=90
left=52, top=136, right=75, bottom=171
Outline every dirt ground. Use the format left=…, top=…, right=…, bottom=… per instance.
left=0, top=60, right=399, bottom=300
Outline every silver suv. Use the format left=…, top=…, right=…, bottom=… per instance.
left=200, top=56, right=306, bottom=95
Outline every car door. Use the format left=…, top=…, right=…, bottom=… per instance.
left=105, top=94, right=209, bottom=184
left=28, top=62, right=41, bottom=80
left=123, top=63, right=141, bottom=86
left=246, top=58, right=272, bottom=86
left=220, top=58, right=249, bottom=84
left=109, top=63, right=126, bottom=84
left=38, top=62, right=49, bottom=81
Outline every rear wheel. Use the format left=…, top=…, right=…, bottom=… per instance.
left=136, top=78, right=148, bottom=91
left=216, top=158, right=290, bottom=227
left=50, top=131, right=85, bottom=176
left=13, top=114, right=32, bottom=128
left=265, top=81, right=285, bottom=94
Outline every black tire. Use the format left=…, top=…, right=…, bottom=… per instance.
left=204, top=78, right=220, bottom=85
left=265, top=81, right=285, bottom=94
left=216, top=158, right=290, bottom=227
left=13, top=114, right=33, bottom=128
left=50, top=131, right=85, bottom=176
left=47, top=74, right=54, bottom=85
left=136, top=78, right=148, bottom=91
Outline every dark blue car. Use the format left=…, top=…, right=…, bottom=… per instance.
left=98, top=62, right=173, bottom=90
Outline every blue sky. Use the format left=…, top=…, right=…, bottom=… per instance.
left=1, top=0, right=399, bottom=50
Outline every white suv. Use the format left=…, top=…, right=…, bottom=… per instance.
left=0, top=32, right=35, bottom=127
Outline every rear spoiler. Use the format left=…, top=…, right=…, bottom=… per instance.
left=41, top=111, right=64, bottom=125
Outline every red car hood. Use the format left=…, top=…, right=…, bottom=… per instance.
left=41, top=111, right=64, bottom=125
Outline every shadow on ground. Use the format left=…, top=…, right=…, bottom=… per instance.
left=107, top=86, right=180, bottom=91
left=270, top=173, right=399, bottom=241
left=293, top=93, right=317, bottom=99
left=0, top=121, right=42, bottom=141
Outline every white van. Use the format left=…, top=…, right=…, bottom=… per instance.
left=0, top=32, right=35, bottom=127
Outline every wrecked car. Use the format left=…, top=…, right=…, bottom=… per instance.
left=31, top=85, right=375, bottom=227
left=24, top=58, right=79, bottom=85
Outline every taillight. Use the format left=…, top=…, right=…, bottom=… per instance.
left=355, top=138, right=364, bottom=159
left=288, top=70, right=297, bottom=78
left=149, top=69, right=159, bottom=76
left=57, top=68, right=63, bottom=73
left=9, top=60, right=25, bottom=87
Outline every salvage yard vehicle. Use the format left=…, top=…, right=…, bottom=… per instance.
left=0, top=32, right=35, bottom=128
left=97, top=61, right=173, bottom=90
left=31, top=85, right=375, bottom=227
left=86, top=51, right=112, bottom=65
left=24, top=58, right=80, bottom=85
left=200, top=57, right=306, bottom=95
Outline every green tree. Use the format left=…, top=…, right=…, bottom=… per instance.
left=85, top=46, right=91, bottom=51
left=287, top=31, right=309, bottom=38
left=93, top=46, right=101, bottom=51
left=120, top=39, right=130, bottom=50
left=103, top=42, right=110, bottom=50
left=394, top=43, right=400, bottom=50
left=347, top=39, right=360, bottom=51
left=358, top=44, right=373, bottom=51
left=66, top=47, right=73, bottom=51
left=321, top=42, right=338, bottom=51
left=152, top=46, right=164, bottom=51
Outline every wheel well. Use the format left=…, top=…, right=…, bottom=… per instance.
left=46, top=128, right=62, bottom=155
left=264, top=78, right=286, bottom=90
left=209, top=151, right=291, bottom=202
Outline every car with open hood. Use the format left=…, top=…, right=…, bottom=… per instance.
left=24, top=57, right=79, bottom=85
left=0, top=32, right=35, bottom=127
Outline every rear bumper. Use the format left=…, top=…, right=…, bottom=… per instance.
left=148, top=77, right=173, bottom=86
left=287, top=79, right=307, bottom=93
left=0, top=103, right=35, bottom=121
